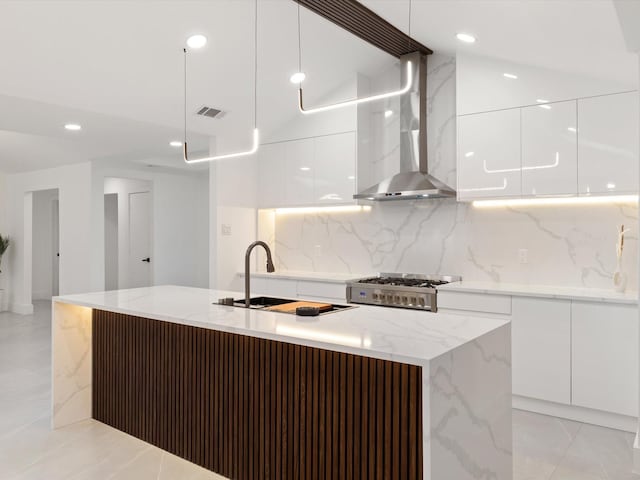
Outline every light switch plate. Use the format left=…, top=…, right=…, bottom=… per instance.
left=221, top=224, right=232, bottom=236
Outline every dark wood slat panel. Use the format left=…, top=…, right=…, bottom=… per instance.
left=92, top=309, right=423, bottom=479
left=293, top=0, right=432, bottom=58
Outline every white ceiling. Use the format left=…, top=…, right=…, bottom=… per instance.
left=0, top=0, right=636, bottom=174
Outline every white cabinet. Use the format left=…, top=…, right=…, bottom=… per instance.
left=571, top=302, right=638, bottom=417
left=297, top=280, right=346, bottom=303
left=257, top=142, right=285, bottom=207
left=314, top=132, right=356, bottom=204
left=284, top=139, right=315, bottom=206
left=240, top=275, right=346, bottom=304
left=457, top=109, right=521, bottom=200
left=511, top=297, right=571, bottom=404
left=578, top=92, right=639, bottom=195
left=521, top=100, right=577, bottom=196
left=257, top=132, right=356, bottom=208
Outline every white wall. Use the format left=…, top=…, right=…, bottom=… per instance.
left=104, top=177, right=152, bottom=289
left=209, top=134, right=258, bottom=290
left=31, top=189, right=58, bottom=300
left=457, top=53, right=636, bottom=115
left=93, top=165, right=209, bottom=291
left=4, top=162, right=94, bottom=314
left=0, top=171, right=7, bottom=310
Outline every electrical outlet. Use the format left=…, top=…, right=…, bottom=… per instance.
left=518, top=248, right=528, bottom=264
left=221, top=224, right=232, bottom=236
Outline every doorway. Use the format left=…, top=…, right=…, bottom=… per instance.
left=31, top=189, right=60, bottom=300
left=104, top=177, right=152, bottom=290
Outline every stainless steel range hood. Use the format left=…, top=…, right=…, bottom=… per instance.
left=354, top=52, right=456, bottom=201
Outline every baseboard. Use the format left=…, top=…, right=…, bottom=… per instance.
left=10, top=302, right=34, bottom=315
left=513, top=395, right=637, bottom=433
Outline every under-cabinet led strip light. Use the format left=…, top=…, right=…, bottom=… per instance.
left=297, top=61, right=414, bottom=115
left=472, top=195, right=639, bottom=208
left=184, top=0, right=260, bottom=163
left=274, top=205, right=372, bottom=215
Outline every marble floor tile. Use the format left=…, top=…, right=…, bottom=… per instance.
left=0, top=301, right=639, bottom=480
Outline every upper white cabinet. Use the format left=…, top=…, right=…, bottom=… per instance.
left=257, top=131, right=356, bottom=208
left=571, top=302, right=638, bottom=417
left=457, top=109, right=521, bottom=201
left=314, top=131, right=356, bottom=204
left=257, top=142, right=285, bottom=207
left=577, top=92, right=639, bottom=195
left=284, top=139, right=315, bottom=206
left=521, top=100, right=577, bottom=196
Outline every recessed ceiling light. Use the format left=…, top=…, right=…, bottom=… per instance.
left=186, top=34, right=207, bottom=49
left=169, top=141, right=183, bottom=147
left=300, top=166, right=311, bottom=171
left=456, top=33, right=476, bottom=43
left=347, top=175, right=355, bottom=180
left=503, top=73, right=518, bottom=79
left=384, top=109, right=393, bottom=118
left=64, top=123, right=82, bottom=131
left=465, top=151, right=475, bottom=157
left=290, top=72, right=306, bottom=84
left=607, top=182, right=616, bottom=189
left=538, top=104, right=552, bottom=110
left=567, top=127, right=577, bottom=133
left=536, top=99, right=549, bottom=103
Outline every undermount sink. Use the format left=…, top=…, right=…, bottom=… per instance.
left=233, top=296, right=293, bottom=308
left=216, top=296, right=355, bottom=315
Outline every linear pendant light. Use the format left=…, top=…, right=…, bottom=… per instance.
left=295, top=0, right=415, bottom=115
left=183, top=0, right=259, bottom=163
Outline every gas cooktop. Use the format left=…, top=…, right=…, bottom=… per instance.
left=346, top=273, right=461, bottom=312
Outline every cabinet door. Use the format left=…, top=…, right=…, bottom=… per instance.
left=521, top=100, right=577, bottom=196
left=571, top=302, right=638, bottom=417
left=457, top=109, right=521, bottom=200
left=284, top=139, right=315, bottom=206
left=257, top=142, right=285, bottom=208
left=578, top=92, right=639, bottom=195
left=314, top=131, right=356, bottom=204
left=511, top=297, right=571, bottom=404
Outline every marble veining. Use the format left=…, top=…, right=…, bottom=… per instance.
left=3, top=302, right=637, bottom=479
left=53, top=286, right=512, bottom=480
left=54, top=285, right=508, bottom=365
left=263, top=52, right=638, bottom=293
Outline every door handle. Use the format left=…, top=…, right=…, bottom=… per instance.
left=142, top=257, right=151, bottom=263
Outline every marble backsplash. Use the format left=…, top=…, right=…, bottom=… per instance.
left=268, top=200, right=638, bottom=291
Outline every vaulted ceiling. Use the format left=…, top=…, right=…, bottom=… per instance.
left=0, top=0, right=636, bottom=173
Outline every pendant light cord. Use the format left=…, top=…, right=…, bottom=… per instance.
left=297, top=2, right=302, bottom=78
left=254, top=0, right=258, bottom=128
left=183, top=48, right=187, bottom=147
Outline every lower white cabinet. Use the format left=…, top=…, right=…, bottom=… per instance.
left=442, top=290, right=639, bottom=424
left=571, top=301, right=639, bottom=417
left=511, top=297, right=571, bottom=404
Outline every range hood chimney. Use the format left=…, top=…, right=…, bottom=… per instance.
left=354, top=52, right=456, bottom=201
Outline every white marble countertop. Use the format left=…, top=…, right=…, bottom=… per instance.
left=53, top=285, right=509, bottom=365
left=237, top=270, right=373, bottom=283
left=438, top=281, right=638, bottom=305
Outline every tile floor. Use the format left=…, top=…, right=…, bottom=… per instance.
left=0, top=301, right=638, bottom=479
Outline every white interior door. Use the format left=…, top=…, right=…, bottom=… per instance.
left=128, top=191, right=152, bottom=288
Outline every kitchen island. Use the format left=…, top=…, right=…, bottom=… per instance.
left=52, top=285, right=512, bottom=480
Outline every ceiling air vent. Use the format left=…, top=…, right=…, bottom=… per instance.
left=196, top=106, right=224, bottom=119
